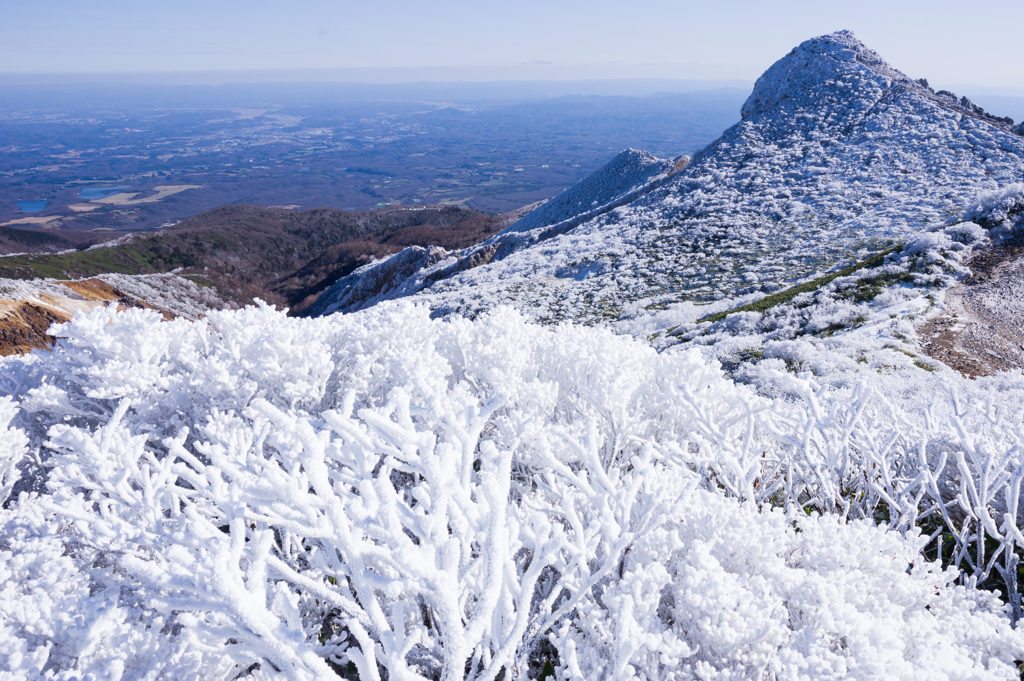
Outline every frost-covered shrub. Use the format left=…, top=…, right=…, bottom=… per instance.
left=1, top=302, right=1024, bottom=679
left=0, top=397, right=28, bottom=504
left=557, top=490, right=1022, bottom=681
left=943, top=220, right=987, bottom=244
left=13, top=301, right=335, bottom=457
left=683, top=224, right=982, bottom=349
left=963, top=183, right=1024, bottom=229
left=0, top=504, right=238, bottom=680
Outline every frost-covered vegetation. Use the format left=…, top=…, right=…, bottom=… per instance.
left=663, top=220, right=983, bottom=350
left=643, top=180, right=1024, bottom=386
left=2, top=302, right=1024, bottom=679
left=5, top=29, right=1024, bottom=681
left=309, top=150, right=678, bottom=318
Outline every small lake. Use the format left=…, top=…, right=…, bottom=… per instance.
left=78, top=186, right=130, bottom=201
left=15, top=200, right=48, bottom=212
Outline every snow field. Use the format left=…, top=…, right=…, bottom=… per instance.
left=0, top=302, right=1023, bottom=679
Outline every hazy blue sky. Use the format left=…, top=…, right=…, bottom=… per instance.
left=3, top=0, right=1023, bottom=89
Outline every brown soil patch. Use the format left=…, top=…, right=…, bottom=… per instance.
left=59, top=279, right=173, bottom=319
left=919, top=231, right=1024, bottom=377
left=58, top=278, right=128, bottom=302
left=0, top=279, right=176, bottom=357
left=0, top=302, right=70, bottom=356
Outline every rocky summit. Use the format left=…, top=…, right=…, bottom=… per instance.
left=312, top=30, right=1024, bottom=330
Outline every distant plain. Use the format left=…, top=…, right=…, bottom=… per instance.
left=0, top=81, right=752, bottom=234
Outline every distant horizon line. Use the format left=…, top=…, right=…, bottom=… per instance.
left=1, top=71, right=1021, bottom=98
left=0, top=72, right=755, bottom=86
left=2, top=73, right=1023, bottom=106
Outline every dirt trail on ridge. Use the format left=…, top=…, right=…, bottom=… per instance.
left=919, top=230, right=1024, bottom=377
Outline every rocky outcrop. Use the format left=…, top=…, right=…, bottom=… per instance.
left=0, top=273, right=225, bottom=355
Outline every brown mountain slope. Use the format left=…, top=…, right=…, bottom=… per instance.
left=0, top=203, right=526, bottom=311
left=269, top=206, right=535, bottom=311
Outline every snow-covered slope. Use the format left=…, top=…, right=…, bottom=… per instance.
left=312, top=30, right=1024, bottom=328
left=306, top=149, right=679, bottom=316
left=502, top=148, right=679, bottom=234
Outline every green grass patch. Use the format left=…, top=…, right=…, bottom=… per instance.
left=181, top=273, right=214, bottom=288
left=885, top=345, right=918, bottom=358
left=0, top=246, right=158, bottom=281
left=837, top=270, right=916, bottom=304
left=698, top=247, right=901, bottom=324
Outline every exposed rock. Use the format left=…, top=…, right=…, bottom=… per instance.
left=0, top=273, right=225, bottom=356
left=669, top=155, right=692, bottom=175
left=0, top=301, right=67, bottom=356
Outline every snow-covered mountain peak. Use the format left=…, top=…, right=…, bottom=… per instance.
left=310, top=32, right=1024, bottom=328
left=740, top=30, right=906, bottom=120
left=740, top=30, right=1016, bottom=132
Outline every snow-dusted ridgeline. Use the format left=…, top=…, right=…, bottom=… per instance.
left=501, top=148, right=681, bottom=235
left=308, top=149, right=680, bottom=317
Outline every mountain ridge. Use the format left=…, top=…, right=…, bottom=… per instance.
left=741, top=30, right=1017, bottom=131
left=0, top=203, right=520, bottom=314
left=310, top=31, right=1024, bottom=331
